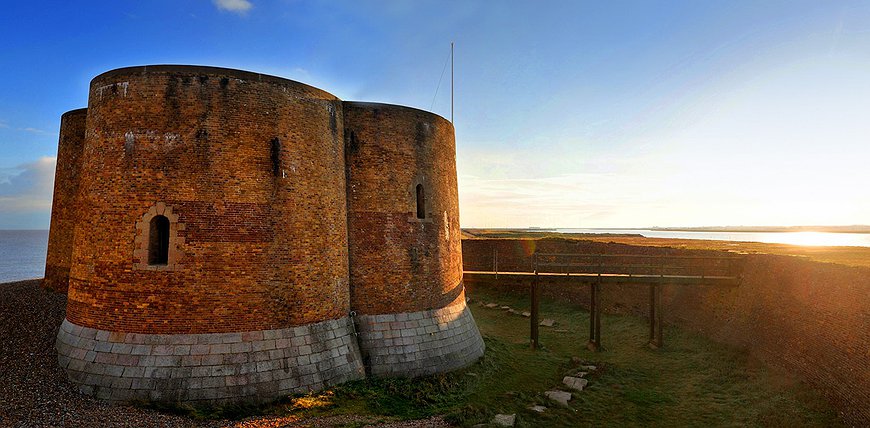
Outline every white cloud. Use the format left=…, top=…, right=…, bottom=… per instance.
left=213, top=0, right=252, bottom=14
left=18, top=127, right=46, bottom=134
left=0, top=157, right=56, bottom=215
left=0, top=121, right=8, bottom=129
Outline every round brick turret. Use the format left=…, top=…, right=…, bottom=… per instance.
left=68, top=65, right=350, bottom=334
left=45, top=108, right=88, bottom=293
left=344, top=102, right=483, bottom=377
left=56, top=66, right=362, bottom=403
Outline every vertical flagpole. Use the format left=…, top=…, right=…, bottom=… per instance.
left=451, top=42, right=454, bottom=124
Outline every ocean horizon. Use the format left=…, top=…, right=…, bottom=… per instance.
left=0, top=229, right=48, bottom=283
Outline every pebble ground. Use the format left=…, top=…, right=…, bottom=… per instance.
left=0, top=280, right=450, bottom=428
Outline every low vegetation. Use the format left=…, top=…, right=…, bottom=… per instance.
left=463, top=228, right=870, bottom=268
left=158, top=285, right=841, bottom=427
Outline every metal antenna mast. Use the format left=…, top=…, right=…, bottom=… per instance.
left=451, top=41, right=454, bottom=124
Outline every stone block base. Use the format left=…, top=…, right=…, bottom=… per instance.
left=355, top=300, right=485, bottom=377
left=55, top=317, right=365, bottom=403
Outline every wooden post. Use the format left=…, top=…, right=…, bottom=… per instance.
left=588, top=282, right=596, bottom=351
left=648, top=284, right=663, bottom=349
left=530, top=256, right=540, bottom=350
left=494, top=248, right=498, bottom=281
left=594, top=282, right=602, bottom=350
left=586, top=283, right=602, bottom=351
left=588, top=255, right=602, bottom=352
left=655, top=284, right=663, bottom=347
left=648, top=284, right=656, bottom=347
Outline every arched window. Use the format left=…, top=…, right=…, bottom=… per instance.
left=415, top=184, right=426, bottom=219
left=148, top=215, right=170, bottom=265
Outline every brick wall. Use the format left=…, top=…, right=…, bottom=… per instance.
left=344, top=102, right=463, bottom=315
left=46, top=65, right=482, bottom=403
left=44, top=108, right=87, bottom=293
left=66, top=66, right=350, bottom=334
left=462, top=238, right=870, bottom=425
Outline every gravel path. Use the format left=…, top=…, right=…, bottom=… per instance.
left=0, top=280, right=450, bottom=428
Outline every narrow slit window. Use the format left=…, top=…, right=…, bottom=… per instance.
left=270, top=137, right=281, bottom=176
left=416, top=184, right=426, bottom=219
left=149, top=215, right=170, bottom=265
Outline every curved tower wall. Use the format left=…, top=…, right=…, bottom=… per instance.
left=44, top=108, right=88, bottom=293
left=51, top=65, right=483, bottom=404
left=343, top=102, right=484, bottom=377
left=57, top=66, right=363, bottom=403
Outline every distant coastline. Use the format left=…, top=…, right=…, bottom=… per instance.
left=463, top=225, right=870, bottom=234
left=647, top=225, right=870, bottom=234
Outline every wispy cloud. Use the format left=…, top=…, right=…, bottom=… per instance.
left=18, top=127, right=47, bottom=134
left=0, top=121, right=8, bottom=129
left=0, top=157, right=56, bottom=217
left=213, top=0, right=252, bottom=14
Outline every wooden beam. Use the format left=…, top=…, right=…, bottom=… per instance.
left=530, top=269, right=540, bottom=350
left=463, top=271, right=740, bottom=287
left=587, top=282, right=602, bottom=351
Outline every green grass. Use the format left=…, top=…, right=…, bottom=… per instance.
left=151, top=285, right=842, bottom=427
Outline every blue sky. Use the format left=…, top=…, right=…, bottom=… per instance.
left=2, top=1, right=870, bottom=229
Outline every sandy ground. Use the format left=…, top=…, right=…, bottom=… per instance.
left=0, top=280, right=450, bottom=428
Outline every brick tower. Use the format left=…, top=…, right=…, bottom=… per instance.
left=48, top=65, right=483, bottom=403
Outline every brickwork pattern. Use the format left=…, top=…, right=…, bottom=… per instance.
left=66, top=66, right=349, bottom=334
left=46, top=65, right=483, bottom=404
left=355, top=298, right=484, bottom=377
left=56, top=317, right=364, bottom=403
left=462, top=238, right=870, bottom=426
left=344, top=102, right=463, bottom=315
left=44, top=108, right=88, bottom=293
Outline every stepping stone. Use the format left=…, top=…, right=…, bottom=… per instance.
left=579, top=365, right=597, bottom=371
left=500, top=306, right=511, bottom=310
left=507, top=309, right=519, bottom=315
left=492, top=413, right=516, bottom=427
left=562, top=376, right=588, bottom=392
left=574, top=371, right=588, bottom=378
left=544, top=390, right=572, bottom=406
left=522, top=312, right=531, bottom=317
left=485, top=303, right=498, bottom=308
left=539, top=319, right=555, bottom=327
left=528, top=405, right=547, bottom=413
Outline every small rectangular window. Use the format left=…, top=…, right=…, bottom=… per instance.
left=416, top=184, right=426, bottom=219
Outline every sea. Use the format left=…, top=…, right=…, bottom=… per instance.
left=0, top=230, right=49, bottom=283
left=2, top=228, right=870, bottom=284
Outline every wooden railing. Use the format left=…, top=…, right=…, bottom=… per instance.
left=465, top=251, right=744, bottom=351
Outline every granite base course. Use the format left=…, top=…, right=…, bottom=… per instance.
left=56, top=302, right=485, bottom=403
left=355, top=300, right=485, bottom=377
left=56, top=317, right=365, bottom=403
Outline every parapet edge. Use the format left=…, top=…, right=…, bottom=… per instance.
left=342, top=101, right=454, bottom=130
left=60, top=108, right=87, bottom=118
left=90, top=64, right=339, bottom=100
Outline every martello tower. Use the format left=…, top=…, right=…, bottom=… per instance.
left=46, top=65, right=483, bottom=403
